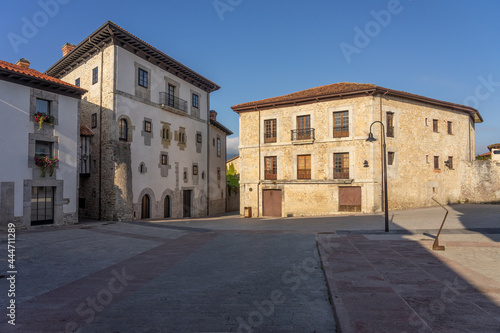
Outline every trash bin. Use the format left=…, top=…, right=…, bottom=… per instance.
left=244, top=207, right=252, bottom=218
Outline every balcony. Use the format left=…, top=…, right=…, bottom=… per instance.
left=291, top=128, right=315, bottom=144
left=159, top=92, right=187, bottom=112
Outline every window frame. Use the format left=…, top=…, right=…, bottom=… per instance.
left=297, top=154, right=311, bottom=179
left=386, top=112, right=394, bottom=138
left=264, top=156, right=277, bottom=180
left=91, top=113, right=97, bottom=128
left=264, top=119, right=277, bottom=143
left=161, top=154, right=168, bottom=166
left=217, top=137, right=221, bottom=157
left=333, top=111, right=349, bottom=138
left=138, top=68, right=148, bottom=88
left=388, top=152, right=395, bottom=166
left=36, top=98, right=50, bottom=116
left=119, top=119, right=128, bottom=141
left=144, top=120, right=152, bottom=133
left=92, top=67, right=98, bottom=85
left=75, top=78, right=80, bottom=87
left=447, top=121, right=453, bottom=135
left=35, top=141, right=53, bottom=159
left=447, top=156, right=453, bottom=169
left=296, top=115, right=311, bottom=140
left=434, top=156, right=440, bottom=170
left=193, top=164, right=198, bottom=175
left=192, top=93, right=199, bottom=109
left=333, top=152, right=349, bottom=179
left=433, top=119, right=439, bottom=133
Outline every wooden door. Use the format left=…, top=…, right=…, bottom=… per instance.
left=339, top=186, right=361, bottom=212
left=183, top=190, right=192, bottom=217
left=263, top=189, right=282, bottom=217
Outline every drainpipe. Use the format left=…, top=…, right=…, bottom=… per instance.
left=257, top=107, right=261, bottom=217
left=379, top=91, right=388, bottom=213
left=206, top=94, right=210, bottom=216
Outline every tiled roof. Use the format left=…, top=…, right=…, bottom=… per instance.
left=0, top=60, right=83, bottom=91
left=233, top=82, right=376, bottom=109
left=80, top=125, right=95, bottom=136
left=231, top=82, right=483, bottom=123
left=487, top=143, right=500, bottom=151
left=226, top=155, right=239, bottom=164
left=210, top=118, right=233, bottom=135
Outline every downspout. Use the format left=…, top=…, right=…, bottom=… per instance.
left=257, top=107, right=261, bottom=217
left=206, top=94, right=210, bottom=216
left=380, top=91, right=388, bottom=212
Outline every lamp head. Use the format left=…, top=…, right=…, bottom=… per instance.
left=366, top=132, right=377, bottom=142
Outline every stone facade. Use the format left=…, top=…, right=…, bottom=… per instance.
left=46, top=22, right=229, bottom=221
left=0, top=60, right=85, bottom=228
left=232, top=83, right=483, bottom=217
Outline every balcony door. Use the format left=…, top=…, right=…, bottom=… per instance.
left=297, top=115, right=311, bottom=140
left=31, top=187, right=54, bottom=225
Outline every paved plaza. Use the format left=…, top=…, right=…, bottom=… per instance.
left=1, top=204, right=500, bottom=332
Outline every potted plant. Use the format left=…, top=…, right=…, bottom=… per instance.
left=34, top=112, right=55, bottom=131
left=34, top=156, right=59, bottom=177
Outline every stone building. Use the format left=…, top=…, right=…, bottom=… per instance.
left=0, top=59, right=86, bottom=228
left=46, top=21, right=230, bottom=220
left=232, top=82, right=483, bottom=217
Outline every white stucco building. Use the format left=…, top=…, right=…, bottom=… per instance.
left=45, top=21, right=230, bottom=220
left=0, top=59, right=86, bottom=228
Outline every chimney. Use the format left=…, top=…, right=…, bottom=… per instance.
left=16, top=58, right=30, bottom=68
left=209, top=110, right=218, bottom=121
left=62, top=43, right=76, bottom=57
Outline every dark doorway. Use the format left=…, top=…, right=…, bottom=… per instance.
left=183, top=190, right=192, bottom=217
left=164, top=195, right=171, bottom=218
left=339, top=186, right=361, bottom=212
left=141, top=194, right=151, bottom=219
left=31, top=186, right=54, bottom=226
left=263, top=189, right=282, bottom=217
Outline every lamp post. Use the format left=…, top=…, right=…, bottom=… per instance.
left=366, top=121, right=389, bottom=232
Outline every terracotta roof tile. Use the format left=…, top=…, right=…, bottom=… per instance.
left=487, top=143, right=500, bottom=151
left=0, top=60, right=83, bottom=91
left=80, top=125, right=95, bottom=136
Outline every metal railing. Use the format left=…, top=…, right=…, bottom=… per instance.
left=159, top=92, right=188, bottom=112
left=291, top=128, right=315, bottom=141
left=333, top=126, right=349, bottom=138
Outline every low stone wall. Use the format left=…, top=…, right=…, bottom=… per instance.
left=461, top=160, right=500, bottom=203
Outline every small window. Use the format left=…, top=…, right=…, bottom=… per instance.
left=434, top=156, right=439, bottom=170
left=447, top=121, right=453, bottom=135
left=264, top=119, right=277, bottom=143
left=217, top=137, right=221, bottom=157
left=138, top=68, right=148, bottom=88
left=196, top=132, right=202, bottom=143
left=433, top=119, right=439, bottom=133
left=179, top=131, right=186, bottom=144
left=425, top=118, right=429, bottom=126
left=35, top=141, right=52, bottom=158
left=386, top=112, right=394, bottom=137
left=161, top=154, right=168, bottom=165
left=388, top=152, right=395, bottom=166
left=36, top=98, right=50, bottom=115
left=217, top=167, right=221, bottom=180
left=91, top=113, right=97, bottom=128
left=119, top=119, right=128, bottom=141
left=264, top=156, right=277, bottom=180
left=139, top=163, right=146, bottom=174
left=192, top=93, right=199, bottom=108
left=193, top=164, right=198, bottom=175
left=92, top=67, right=98, bottom=85
left=297, top=154, right=311, bottom=179
left=184, top=171, right=188, bottom=180
left=75, top=78, right=80, bottom=87
left=144, top=120, right=152, bottom=133
left=446, top=156, right=453, bottom=169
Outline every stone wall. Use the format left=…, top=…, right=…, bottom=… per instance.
left=461, top=160, right=500, bottom=203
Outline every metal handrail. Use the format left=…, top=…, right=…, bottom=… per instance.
left=159, top=92, right=188, bottom=112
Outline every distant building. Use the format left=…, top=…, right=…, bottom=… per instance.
left=0, top=59, right=86, bottom=228
left=232, top=82, right=483, bottom=217
left=46, top=21, right=231, bottom=220
left=488, top=143, right=500, bottom=161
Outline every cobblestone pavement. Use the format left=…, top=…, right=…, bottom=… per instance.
left=0, top=203, right=499, bottom=332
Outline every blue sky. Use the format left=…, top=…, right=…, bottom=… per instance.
left=2, top=0, right=499, bottom=156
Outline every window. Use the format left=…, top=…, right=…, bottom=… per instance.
left=119, top=119, right=128, bottom=141
left=161, top=154, right=168, bottom=165
left=434, top=156, right=439, bottom=170
left=264, top=119, right=277, bottom=143
left=179, top=131, right=186, bottom=144
left=297, top=115, right=311, bottom=140
left=433, top=119, right=439, bottom=133
left=217, top=137, right=221, bottom=157
left=333, top=111, right=349, bottom=138
left=138, top=68, right=148, bottom=88
left=144, top=120, right=152, bottom=133
left=446, top=156, right=453, bottom=169
left=217, top=167, right=221, bottom=180
left=35, top=141, right=52, bottom=158
left=334, top=153, right=349, bottom=179
left=297, top=154, right=311, bottom=179
left=388, top=152, right=395, bottom=166
left=168, top=84, right=175, bottom=107
left=92, top=67, right=98, bottom=85
left=192, top=93, right=199, bottom=108
left=91, top=113, right=97, bottom=128
left=265, top=156, right=277, bottom=180
left=36, top=98, right=50, bottom=115
left=139, top=163, right=146, bottom=174
left=386, top=112, right=394, bottom=137
left=75, top=78, right=80, bottom=87
left=447, top=121, right=453, bottom=135
left=193, top=164, right=198, bottom=175
left=196, top=132, right=202, bottom=143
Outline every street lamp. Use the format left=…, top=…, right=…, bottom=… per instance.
left=366, top=121, right=389, bottom=232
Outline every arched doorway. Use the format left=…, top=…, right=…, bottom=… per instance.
left=164, top=195, right=171, bottom=218
left=141, top=194, right=151, bottom=219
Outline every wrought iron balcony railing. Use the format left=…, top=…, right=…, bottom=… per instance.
left=291, top=128, right=315, bottom=141
left=333, top=126, right=349, bottom=138
left=159, top=92, right=188, bottom=112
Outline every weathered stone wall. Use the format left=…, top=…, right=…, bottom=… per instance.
left=461, top=160, right=500, bottom=203
left=238, top=94, right=477, bottom=217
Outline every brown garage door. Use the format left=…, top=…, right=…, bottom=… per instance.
left=339, top=186, right=361, bottom=212
left=263, top=189, right=282, bottom=217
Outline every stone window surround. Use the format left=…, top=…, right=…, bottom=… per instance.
left=384, top=108, right=400, bottom=138
left=291, top=110, right=315, bottom=142
left=92, top=67, right=98, bottom=85
left=28, top=133, right=58, bottom=170
left=139, top=162, right=147, bottom=174
left=261, top=117, right=280, bottom=144
left=327, top=147, right=355, bottom=180
left=117, top=115, right=134, bottom=142
left=177, top=127, right=187, bottom=150
left=165, top=76, right=181, bottom=99
left=159, top=152, right=170, bottom=177
left=135, top=62, right=151, bottom=101
left=31, top=89, right=59, bottom=127
left=160, top=122, right=172, bottom=148
left=141, top=117, right=153, bottom=146
left=293, top=150, right=316, bottom=180
left=190, top=89, right=201, bottom=118
left=327, top=105, right=354, bottom=140
left=261, top=151, right=284, bottom=180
